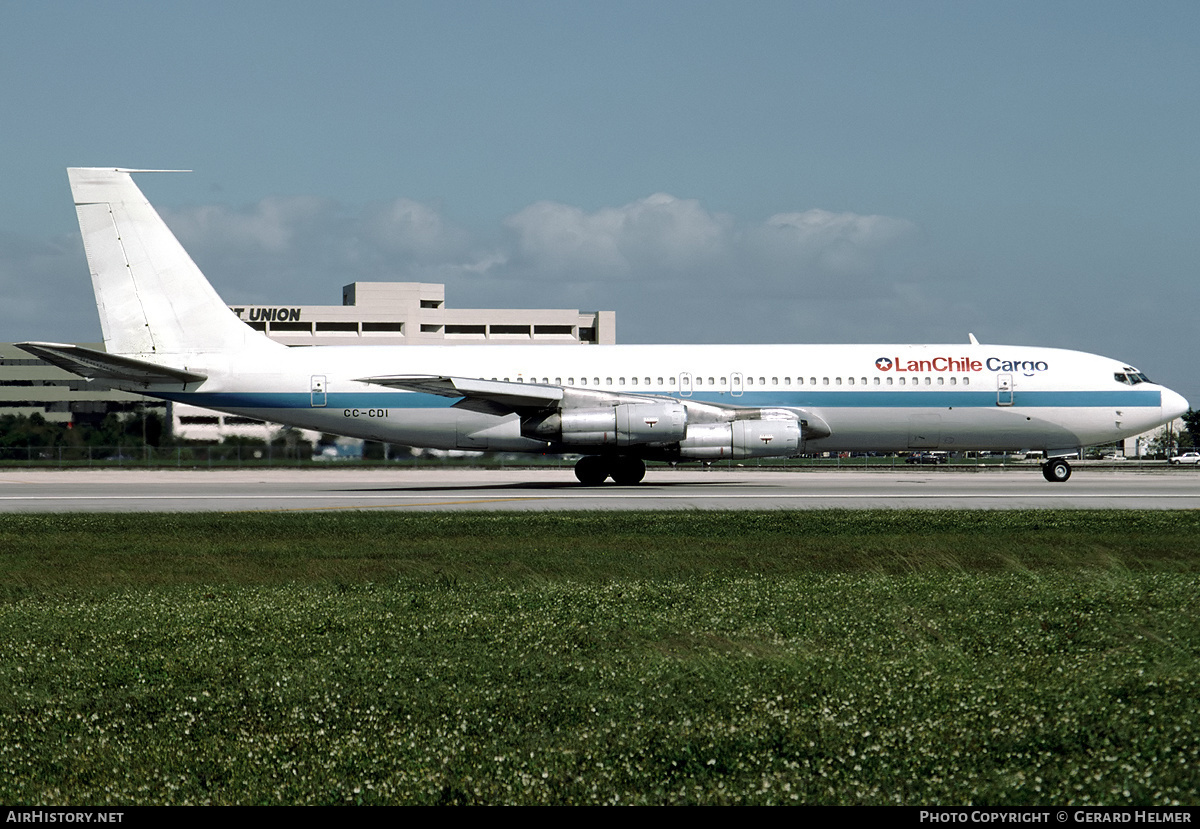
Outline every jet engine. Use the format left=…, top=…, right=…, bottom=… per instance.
left=523, top=400, right=688, bottom=446
left=677, top=418, right=801, bottom=459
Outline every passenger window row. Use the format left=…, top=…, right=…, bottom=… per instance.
left=484, top=375, right=974, bottom=387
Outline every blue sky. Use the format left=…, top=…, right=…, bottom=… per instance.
left=2, top=1, right=1198, bottom=404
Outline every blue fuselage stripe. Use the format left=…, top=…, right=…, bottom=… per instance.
left=155, top=388, right=1163, bottom=410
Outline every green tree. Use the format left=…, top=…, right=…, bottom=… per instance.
left=1182, top=408, right=1200, bottom=448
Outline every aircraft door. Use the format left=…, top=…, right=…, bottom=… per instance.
left=679, top=372, right=692, bottom=397
left=730, top=372, right=743, bottom=397
left=997, top=374, right=1013, bottom=406
left=311, top=375, right=327, bottom=408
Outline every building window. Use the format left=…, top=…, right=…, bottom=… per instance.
left=362, top=322, right=403, bottom=333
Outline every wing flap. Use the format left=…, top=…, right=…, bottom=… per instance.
left=15, top=342, right=206, bottom=387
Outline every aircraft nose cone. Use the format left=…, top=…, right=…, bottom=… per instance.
left=1162, top=388, right=1189, bottom=421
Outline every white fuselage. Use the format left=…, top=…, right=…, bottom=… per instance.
left=155, top=341, right=1183, bottom=456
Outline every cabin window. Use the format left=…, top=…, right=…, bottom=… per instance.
left=580, top=378, right=587, bottom=385
left=810, top=377, right=817, bottom=386
left=925, top=377, right=932, bottom=385
left=607, top=377, right=613, bottom=385
left=555, top=377, right=562, bottom=384
left=874, top=377, right=880, bottom=386
left=861, top=377, right=867, bottom=385
left=823, top=377, right=829, bottom=385
left=709, top=377, right=716, bottom=385
left=630, top=377, right=637, bottom=385
left=657, top=377, right=664, bottom=385
left=937, top=377, right=944, bottom=385
left=963, top=377, right=970, bottom=386
left=847, top=377, right=854, bottom=386
left=899, top=377, right=906, bottom=386
left=746, top=377, right=754, bottom=386
left=784, top=377, right=791, bottom=386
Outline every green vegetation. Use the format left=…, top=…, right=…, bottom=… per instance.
left=1, top=511, right=1197, bottom=805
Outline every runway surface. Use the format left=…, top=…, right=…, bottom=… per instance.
left=0, top=466, right=1198, bottom=511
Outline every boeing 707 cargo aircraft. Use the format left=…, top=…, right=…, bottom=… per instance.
left=17, top=169, right=1189, bottom=484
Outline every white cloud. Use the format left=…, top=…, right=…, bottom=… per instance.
left=161, top=196, right=329, bottom=254
left=746, top=209, right=918, bottom=277
left=2, top=190, right=926, bottom=345
left=503, top=193, right=731, bottom=279
left=360, top=199, right=470, bottom=260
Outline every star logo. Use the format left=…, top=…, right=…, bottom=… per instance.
left=875, top=357, right=893, bottom=371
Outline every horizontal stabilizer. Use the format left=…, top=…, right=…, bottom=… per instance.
left=15, top=342, right=206, bottom=387
left=358, top=374, right=564, bottom=409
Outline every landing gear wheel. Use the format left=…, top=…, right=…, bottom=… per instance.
left=1042, top=458, right=1071, bottom=482
left=610, top=457, right=646, bottom=485
left=574, top=456, right=609, bottom=486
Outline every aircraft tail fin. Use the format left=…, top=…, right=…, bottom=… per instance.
left=67, top=168, right=280, bottom=358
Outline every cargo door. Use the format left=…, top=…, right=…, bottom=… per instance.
left=907, top=414, right=942, bottom=448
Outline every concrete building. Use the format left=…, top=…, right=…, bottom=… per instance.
left=230, top=282, right=615, bottom=347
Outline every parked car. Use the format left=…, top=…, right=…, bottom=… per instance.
left=1168, top=452, right=1200, bottom=465
left=905, top=452, right=948, bottom=465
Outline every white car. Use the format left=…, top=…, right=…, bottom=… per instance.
left=1168, top=452, right=1200, bottom=465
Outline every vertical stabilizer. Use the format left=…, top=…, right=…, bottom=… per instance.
left=68, top=168, right=280, bottom=358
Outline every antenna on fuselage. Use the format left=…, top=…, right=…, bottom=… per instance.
left=968, top=333, right=980, bottom=345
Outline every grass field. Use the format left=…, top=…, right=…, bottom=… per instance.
left=1, top=510, right=1197, bottom=805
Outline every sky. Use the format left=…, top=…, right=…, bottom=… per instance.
left=2, top=1, right=1197, bottom=404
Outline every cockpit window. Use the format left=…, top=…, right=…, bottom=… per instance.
left=1115, top=371, right=1153, bottom=385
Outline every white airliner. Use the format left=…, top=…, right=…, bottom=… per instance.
left=17, top=168, right=1189, bottom=484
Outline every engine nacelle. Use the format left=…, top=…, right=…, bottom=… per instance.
left=527, top=401, right=689, bottom=446
left=678, top=418, right=800, bottom=460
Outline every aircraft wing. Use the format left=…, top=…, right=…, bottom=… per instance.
left=15, top=342, right=207, bottom=387
left=358, top=374, right=565, bottom=411
left=356, top=373, right=832, bottom=437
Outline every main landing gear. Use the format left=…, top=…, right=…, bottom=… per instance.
left=574, top=456, right=646, bottom=485
left=1041, top=457, right=1072, bottom=482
